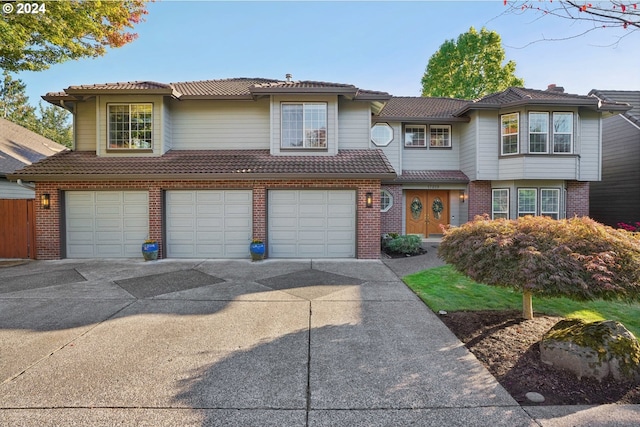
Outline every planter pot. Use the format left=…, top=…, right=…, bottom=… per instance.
left=249, top=242, right=265, bottom=261
left=142, top=242, right=159, bottom=261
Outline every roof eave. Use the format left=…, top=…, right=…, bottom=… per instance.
left=249, top=87, right=358, bottom=97
left=373, top=116, right=470, bottom=123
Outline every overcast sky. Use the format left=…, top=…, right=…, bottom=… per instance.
left=15, top=0, right=640, bottom=105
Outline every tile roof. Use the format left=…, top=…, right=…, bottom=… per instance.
left=392, top=170, right=469, bottom=183
left=589, top=90, right=640, bottom=126
left=377, top=97, right=470, bottom=121
left=0, top=118, right=68, bottom=176
left=9, top=149, right=397, bottom=181
left=172, top=78, right=280, bottom=97
left=66, top=81, right=172, bottom=91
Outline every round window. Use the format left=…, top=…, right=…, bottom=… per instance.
left=380, top=189, right=393, bottom=212
left=371, top=123, right=393, bottom=146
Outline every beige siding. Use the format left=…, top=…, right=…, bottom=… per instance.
left=74, top=99, right=96, bottom=152
left=270, top=95, right=338, bottom=156
left=171, top=99, right=269, bottom=150
left=338, top=99, right=370, bottom=149
left=162, top=98, right=173, bottom=153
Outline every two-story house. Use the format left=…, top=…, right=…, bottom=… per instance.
left=9, top=78, right=628, bottom=260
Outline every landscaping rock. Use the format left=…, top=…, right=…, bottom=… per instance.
left=540, top=319, right=640, bottom=382
left=525, top=392, right=545, bottom=403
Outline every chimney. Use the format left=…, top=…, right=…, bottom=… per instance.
left=546, top=84, right=565, bottom=93
left=285, top=73, right=292, bottom=82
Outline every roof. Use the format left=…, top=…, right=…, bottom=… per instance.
left=454, top=87, right=631, bottom=116
left=44, top=77, right=392, bottom=102
left=0, top=118, right=68, bottom=176
left=391, top=170, right=469, bottom=183
left=376, top=97, right=470, bottom=123
left=589, top=90, right=640, bottom=127
left=8, top=149, right=397, bottom=181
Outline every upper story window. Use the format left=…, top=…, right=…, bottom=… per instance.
left=430, top=125, right=451, bottom=148
left=281, top=103, right=327, bottom=149
left=371, top=123, right=393, bottom=146
left=501, top=113, right=519, bottom=155
left=108, top=103, right=152, bottom=150
left=405, top=125, right=426, bottom=147
left=529, top=112, right=549, bottom=153
left=553, top=112, right=573, bottom=153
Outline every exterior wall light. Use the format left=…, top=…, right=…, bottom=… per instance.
left=365, top=192, right=373, bottom=208
left=459, top=190, right=467, bottom=203
left=41, top=193, right=51, bottom=209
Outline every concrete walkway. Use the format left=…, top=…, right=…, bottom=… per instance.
left=0, top=250, right=637, bottom=426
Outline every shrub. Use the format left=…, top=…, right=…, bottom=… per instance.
left=438, top=215, right=640, bottom=318
left=385, top=234, right=422, bottom=255
left=618, top=222, right=640, bottom=232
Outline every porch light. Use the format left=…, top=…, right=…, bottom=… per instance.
left=41, top=193, right=50, bottom=209
left=459, top=190, right=467, bottom=203
left=365, top=192, right=374, bottom=208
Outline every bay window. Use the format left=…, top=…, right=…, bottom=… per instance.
left=501, top=113, right=519, bottom=155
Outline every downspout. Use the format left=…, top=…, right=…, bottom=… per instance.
left=16, top=179, right=35, bottom=190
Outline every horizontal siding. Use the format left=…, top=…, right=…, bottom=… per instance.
left=338, top=99, right=370, bottom=149
left=577, top=110, right=600, bottom=181
left=402, top=126, right=461, bottom=170
left=590, top=115, right=640, bottom=225
left=0, top=179, right=34, bottom=199
left=476, top=110, right=499, bottom=180
left=499, top=156, right=578, bottom=180
left=171, top=99, right=269, bottom=150
left=75, top=98, right=96, bottom=152
left=459, top=114, right=476, bottom=180
left=377, top=122, right=402, bottom=174
left=162, top=98, right=172, bottom=153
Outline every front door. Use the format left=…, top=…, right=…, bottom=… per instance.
left=405, top=190, right=450, bottom=237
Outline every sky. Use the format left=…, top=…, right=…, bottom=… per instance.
left=13, top=0, right=640, bottom=106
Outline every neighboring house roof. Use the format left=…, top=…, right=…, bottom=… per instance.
left=589, top=90, right=640, bottom=128
left=8, top=149, right=397, bottom=181
left=44, top=77, right=392, bottom=103
left=376, top=97, right=470, bottom=123
left=392, top=170, right=469, bottom=183
left=0, top=117, right=67, bottom=177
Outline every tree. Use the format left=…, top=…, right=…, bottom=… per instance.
left=505, top=1, right=639, bottom=31
left=35, top=102, right=73, bottom=148
left=421, top=27, right=524, bottom=100
left=0, top=71, right=72, bottom=147
left=1, top=0, right=150, bottom=72
left=0, top=70, right=37, bottom=126
left=438, top=215, right=640, bottom=320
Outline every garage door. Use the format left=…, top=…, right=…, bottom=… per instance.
left=268, top=190, right=356, bottom=258
left=166, top=190, right=252, bottom=258
left=66, top=191, right=149, bottom=258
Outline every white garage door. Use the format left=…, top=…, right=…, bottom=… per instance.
left=66, top=191, right=149, bottom=258
left=166, top=190, right=252, bottom=258
left=268, top=190, right=356, bottom=258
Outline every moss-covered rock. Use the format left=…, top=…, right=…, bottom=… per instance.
left=540, top=318, right=640, bottom=382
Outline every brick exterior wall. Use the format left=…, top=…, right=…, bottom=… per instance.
left=467, top=181, right=492, bottom=220
left=566, top=181, right=590, bottom=218
left=380, top=184, right=403, bottom=235
left=35, top=179, right=381, bottom=260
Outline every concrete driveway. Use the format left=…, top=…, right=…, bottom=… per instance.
left=0, top=256, right=637, bottom=426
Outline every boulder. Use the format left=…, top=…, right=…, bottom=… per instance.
left=540, top=319, right=640, bottom=382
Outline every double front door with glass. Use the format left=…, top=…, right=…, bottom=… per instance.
left=405, top=190, right=449, bottom=237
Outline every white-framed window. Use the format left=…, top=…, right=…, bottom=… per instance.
left=541, top=188, right=560, bottom=219
left=529, top=112, right=549, bottom=153
left=108, top=103, right=153, bottom=150
left=281, top=102, right=327, bottom=149
left=371, top=123, right=393, bottom=146
left=380, top=189, right=393, bottom=212
left=405, top=125, right=426, bottom=147
left=501, top=113, right=519, bottom=155
left=492, top=189, right=509, bottom=219
left=517, top=188, right=537, bottom=217
left=430, top=125, right=451, bottom=148
left=553, top=112, right=573, bottom=153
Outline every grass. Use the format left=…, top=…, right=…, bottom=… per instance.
left=404, top=265, right=640, bottom=337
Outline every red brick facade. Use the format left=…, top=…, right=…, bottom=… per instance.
left=380, top=184, right=403, bottom=235
left=468, top=181, right=492, bottom=220
left=566, top=181, right=590, bottom=218
left=35, top=179, right=381, bottom=260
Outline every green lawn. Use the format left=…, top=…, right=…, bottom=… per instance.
left=403, top=265, right=640, bottom=337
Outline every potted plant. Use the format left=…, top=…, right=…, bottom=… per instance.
left=249, top=238, right=265, bottom=261
left=141, top=238, right=159, bottom=261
